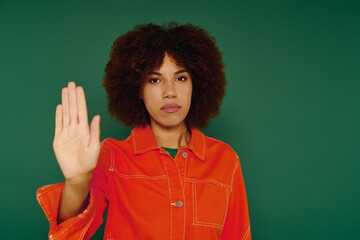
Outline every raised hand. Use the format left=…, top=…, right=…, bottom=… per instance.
left=53, top=81, right=101, bottom=183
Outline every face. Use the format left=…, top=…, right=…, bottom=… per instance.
left=141, top=52, right=193, bottom=129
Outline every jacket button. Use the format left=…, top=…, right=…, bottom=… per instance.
left=182, top=152, right=188, bottom=158
left=176, top=200, right=183, bottom=207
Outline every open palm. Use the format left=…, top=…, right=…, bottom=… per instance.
left=53, top=82, right=101, bottom=181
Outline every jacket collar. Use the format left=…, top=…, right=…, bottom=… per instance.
left=131, top=124, right=206, bottom=161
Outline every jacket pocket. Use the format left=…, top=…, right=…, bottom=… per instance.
left=192, top=181, right=230, bottom=229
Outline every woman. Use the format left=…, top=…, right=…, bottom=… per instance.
left=36, top=22, right=252, bottom=240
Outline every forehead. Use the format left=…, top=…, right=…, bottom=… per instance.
left=154, top=53, right=185, bottom=71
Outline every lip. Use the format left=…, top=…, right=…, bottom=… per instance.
left=161, top=103, right=181, bottom=113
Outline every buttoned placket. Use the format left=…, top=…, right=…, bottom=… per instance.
left=161, top=147, right=188, bottom=240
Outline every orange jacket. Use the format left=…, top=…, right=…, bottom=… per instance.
left=36, top=124, right=252, bottom=240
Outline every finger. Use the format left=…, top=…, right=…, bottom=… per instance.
left=55, top=104, right=63, bottom=136
left=68, top=81, right=78, bottom=125
left=89, top=115, right=101, bottom=147
left=76, top=86, right=89, bottom=126
left=62, top=87, right=70, bottom=128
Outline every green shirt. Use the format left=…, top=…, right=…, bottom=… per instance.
left=162, top=146, right=179, bottom=159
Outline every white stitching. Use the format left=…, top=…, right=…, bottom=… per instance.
left=101, top=144, right=115, bottom=172
left=188, top=145, right=203, bottom=162
left=230, top=160, right=240, bottom=192
left=36, top=185, right=61, bottom=224
left=100, top=141, right=112, bottom=212
left=183, top=152, right=188, bottom=240
left=165, top=149, right=187, bottom=240
left=36, top=184, right=59, bottom=199
left=188, top=128, right=206, bottom=161
left=79, top=207, right=96, bottom=240
left=193, top=222, right=224, bottom=229
left=111, top=168, right=167, bottom=180
left=51, top=215, right=81, bottom=240
left=173, top=154, right=185, bottom=194
left=192, top=183, right=196, bottom=226
left=185, top=177, right=232, bottom=190
left=192, top=183, right=225, bottom=229
left=222, top=188, right=230, bottom=227
left=206, top=136, right=237, bottom=155
left=50, top=187, right=94, bottom=240
left=135, top=145, right=159, bottom=153
left=202, top=133, right=206, bottom=159
left=130, top=128, right=159, bottom=154
left=173, top=149, right=187, bottom=240
left=161, top=154, right=172, bottom=240
left=242, top=225, right=251, bottom=240
left=38, top=194, right=55, bottom=225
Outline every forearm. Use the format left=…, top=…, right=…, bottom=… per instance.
left=57, top=174, right=93, bottom=224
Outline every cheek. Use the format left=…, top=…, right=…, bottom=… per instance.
left=187, top=86, right=193, bottom=103
left=142, top=89, right=159, bottom=109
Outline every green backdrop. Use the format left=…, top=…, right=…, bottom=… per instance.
left=1, top=0, right=359, bottom=239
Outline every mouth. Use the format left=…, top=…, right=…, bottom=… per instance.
left=161, top=103, right=181, bottom=113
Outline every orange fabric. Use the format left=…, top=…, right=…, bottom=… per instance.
left=36, top=124, right=251, bottom=240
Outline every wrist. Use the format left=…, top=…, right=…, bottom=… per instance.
left=65, top=172, right=93, bottom=187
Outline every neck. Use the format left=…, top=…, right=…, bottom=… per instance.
left=149, top=121, right=191, bottom=149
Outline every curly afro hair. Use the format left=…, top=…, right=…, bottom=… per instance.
left=102, top=22, right=226, bottom=129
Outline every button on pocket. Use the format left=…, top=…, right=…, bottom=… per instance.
left=192, top=182, right=230, bottom=229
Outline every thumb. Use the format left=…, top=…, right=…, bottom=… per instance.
left=89, top=115, right=101, bottom=147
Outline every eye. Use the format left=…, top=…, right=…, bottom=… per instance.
left=177, top=76, right=187, bottom=81
left=149, top=78, right=160, bottom=83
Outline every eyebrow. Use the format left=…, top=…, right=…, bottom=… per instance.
left=148, top=70, right=187, bottom=76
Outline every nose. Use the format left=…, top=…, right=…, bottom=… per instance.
left=163, top=81, right=176, bottom=99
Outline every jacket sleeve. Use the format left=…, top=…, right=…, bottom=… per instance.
left=36, top=140, right=111, bottom=240
left=222, top=156, right=252, bottom=240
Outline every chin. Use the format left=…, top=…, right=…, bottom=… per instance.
left=153, top=118, right=185, bottom=129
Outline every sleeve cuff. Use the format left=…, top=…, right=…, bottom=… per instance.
left=36, top=183, right=96, bottom=239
